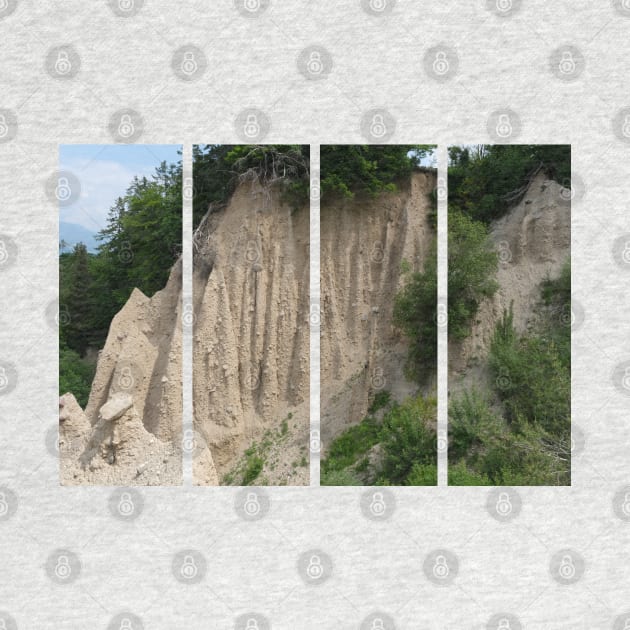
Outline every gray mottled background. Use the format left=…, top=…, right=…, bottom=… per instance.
left=1, top=1, right=629, bottom=628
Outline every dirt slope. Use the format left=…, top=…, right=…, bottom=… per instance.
left=449, top=172, right=571, bottom=389
left=60, top=260, right=189, bottom=485
left=193, top=180, right=310, bottom=485
left=320, top=170, right=437, bottom=450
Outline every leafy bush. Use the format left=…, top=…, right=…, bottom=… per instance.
left=59, top=343, right=95, bottom=408
left=489, top=306, right=570, bottom=436
left=448, top=388, right=503, bottom=462
left=193, top=144, right=309, bottom=226
left=320, top=145, right=433, bottom=198
left=405, top=463, right=438, bottom=486
left=321, top=415, right=381, bottom=475
left=448, top=211, right=498, bottom=340
left=449, top=144, right=571, bottom=224
left=393, top=242, right=437, bottom=381
left=378, top=395, right=437, bottom=485
left=242, top=447, right=265, bottom=485
left=447, top=461, right=492, bottom=486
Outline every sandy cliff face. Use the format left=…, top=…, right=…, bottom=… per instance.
left=320, top=170, right=437, bottom=449
left=449, top=172, right=571, bottom=385
left=60, top=261, right=186, bottom=485
left=192, top=181, right=310, bottom=484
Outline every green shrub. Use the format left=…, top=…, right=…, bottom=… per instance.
left=447, top=461, right=492, bottom=486
left=489, top=306, right=570, bottom=436
left=321, top=415, right=381, bottom=475
left=448, top=388, right=503, bottom=462
left=369, top=390, right=392, bottom=414
left=393, top=240, right=438, bottom=381
left=320, top=145, right=433, bottom=199
left=448, top=211, right=498, bottom=340
left=379, top=395, right=437, bottom=485
left=405, top=462, right=438, bottom=486
left=59, top=343, right=95, bottom=408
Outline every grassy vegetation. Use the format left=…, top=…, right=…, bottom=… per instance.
left=448, top=262, right=571, bottom=485
left=321, top=393, right=437, bottom=486
left=222, top=411, right=298, bottom=486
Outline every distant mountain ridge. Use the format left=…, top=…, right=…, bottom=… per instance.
left=59, top=222, right=99, bottom=253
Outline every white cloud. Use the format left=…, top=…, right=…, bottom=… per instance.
left=59, top=157, right=156, bottom=234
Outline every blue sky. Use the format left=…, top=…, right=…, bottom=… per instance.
left=59, top=144, right=182, bottom=235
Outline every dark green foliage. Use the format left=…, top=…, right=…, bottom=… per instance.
left=242, top=446, right=265, bottom=485
left=193, top=144, right=309, bottom=227
left=378, top=395, right=437, bottom=485
left=488, top=304, right=570, bottom=436
left=59, top=342, right=95, bottom=408
left=321, top=394, right=437, bottom=486
left=449, top=268, right=571, bottom=486
left=405, top=463, right=438, bottom=486
left=448, top=144, right=571, bottom=224
left=393, top=240, right=437, bottom=381
left=320, top=145, right=434, bottom=198
left=448, top=211, right=498, bottom=340
left=60, top=244, right=94, bottom=355
left=368, top=389, right=392, bottom=414
left=447, top=461, right=492, bottom=486
left=321, top=415, right=382, bottom=475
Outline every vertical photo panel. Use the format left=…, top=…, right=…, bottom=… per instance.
left=447, top=145, right=571, bottom=486
left=320, top=145, right=438, bottom=486
left=192, top=145, right=310, bottom=486
left=58, top=144, right=184, bottom=485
